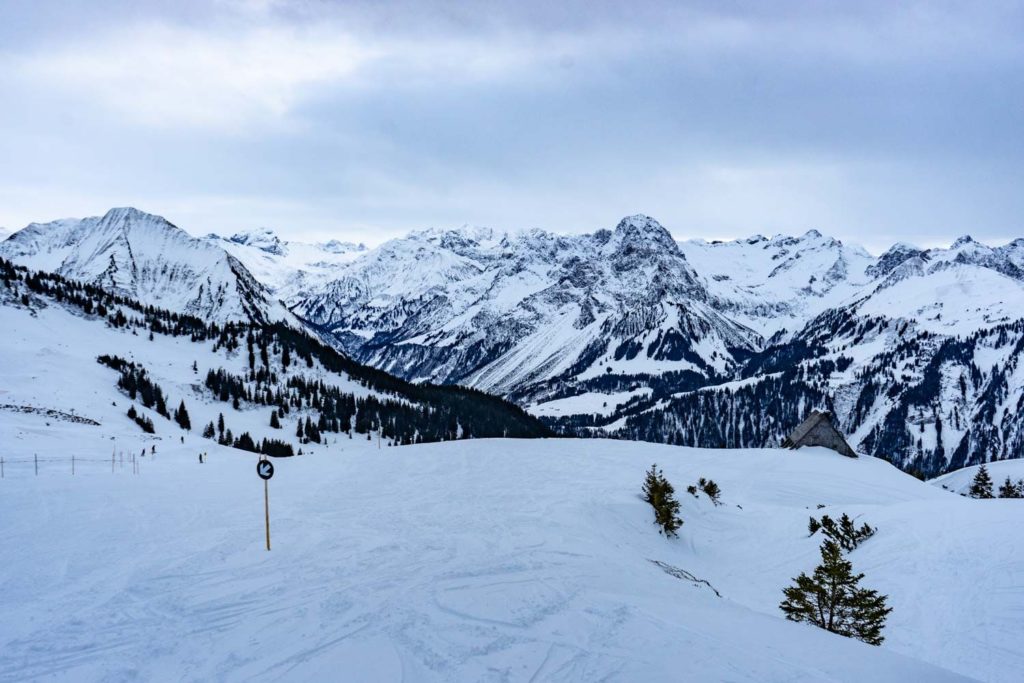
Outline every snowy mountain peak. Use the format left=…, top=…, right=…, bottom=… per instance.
left=102, top=206, right=160, bottom=224
left=320, top=239, right=366, bottom=254
left=228, top=227, right=285, bottom=255
left=412, top=224, right=500, bottom=247
left=866, top=242, right=925, bottom=279
left=0, top=207, right=285, bottom=323
left=951, top=234, right=977, bottom=248
left=612, top=214, right=678, bottom=250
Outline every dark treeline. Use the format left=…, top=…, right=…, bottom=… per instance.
left=98, top=354, right=170, bottom=419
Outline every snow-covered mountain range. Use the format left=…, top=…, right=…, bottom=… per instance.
left=3, top=207, right=1023, bottom=475
left=205, top=227, right=366, bottom=304
left=0, top=208, right=288, bottom=323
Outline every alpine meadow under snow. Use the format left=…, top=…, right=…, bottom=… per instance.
left=1, top=207, right=1023, bottom=682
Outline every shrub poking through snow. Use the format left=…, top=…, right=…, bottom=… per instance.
left=686, top=485, right=698, bottom=497
left=642, top=464, right=683, bottom=537
left=808, top=516, right=821, bottom=536
left=969, top=465, right=995, bottom=499
left=780, top=539, right=892, bottom=645
left=698, top=477, right=722, bottom=505
left=810, top=513, right=876, bottom=551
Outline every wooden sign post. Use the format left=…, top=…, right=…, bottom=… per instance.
left=257, top=457, right=275, bottom=551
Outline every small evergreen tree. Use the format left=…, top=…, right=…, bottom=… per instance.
left=697, top=477, right=722, bottom=505
left=270, top=411, right=281, bottom=429
left=642, top=464, right=683, bottom=537
left=155, top=392, right=168, bottom=419
left=780, top=540, right=892, bottom=645
left=202, top=421, right=215, bottom=439
left=969, top=464, right=994, bottom=499
left=813, top=514, right=876, bottom=551
left=174, top=400, right=191, bottom=430
left=998, top=476, right=1021, bottom=499
left=808, top=516, right=821, bottom=536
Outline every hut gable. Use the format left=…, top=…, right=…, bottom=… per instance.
left=781, top=410, right=857, bottom=458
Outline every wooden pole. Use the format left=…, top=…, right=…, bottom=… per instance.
left=34, top=453, right=38, bottom=476
left=72, top=455, right=75, bottom=476
left=264, top=479, right=271, bottom=551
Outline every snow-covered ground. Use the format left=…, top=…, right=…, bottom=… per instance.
left=529, top=388, right=651, bottom=417
left=1, top=429, right=1020, bottom=681
left=931, top=459, right=1024, bottom=496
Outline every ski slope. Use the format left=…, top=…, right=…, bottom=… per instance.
left=1, top=433, right=1020, bottom=681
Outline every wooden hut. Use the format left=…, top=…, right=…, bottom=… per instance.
left=781, top=410, right=857, bottom=458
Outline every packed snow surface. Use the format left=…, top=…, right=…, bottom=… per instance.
left=1, top=433, right=1019, bottom=681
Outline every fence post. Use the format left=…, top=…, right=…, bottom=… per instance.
left=34, top=453, right=38, bottom=476
left=112, top=452, right=115, bottom=473
left=72, top=455, right=75, bottom=476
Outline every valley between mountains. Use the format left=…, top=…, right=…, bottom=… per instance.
left=5, top=206, right=1021, bottom=476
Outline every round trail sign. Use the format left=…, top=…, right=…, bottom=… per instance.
left=257, top=459, right=274, bottom=480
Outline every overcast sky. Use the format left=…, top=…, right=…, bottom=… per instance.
left=1, top=1, right=1021, bottom=252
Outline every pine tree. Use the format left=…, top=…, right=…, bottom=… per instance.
left=642, top=464, right=662, bottom=506
left=808, top=516, right=821, bottom=536
left=811, top=514, right=875, bottom=551
left=270, top=410, right=281, bottom=429
left=202, top=421, right=215, bottom=439
left=217, top=413, right=225, bottom=438
left=969, top=464, right=995, bottom=499
left=174, top=400, right=191, bottom=430
left=698, top=477, right=722, bottom=505
left=998, top=476, right=1021, bottom=499
left=780, top=540, right=892, bottom=645
left=642, top=464, right=683, bottom=537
